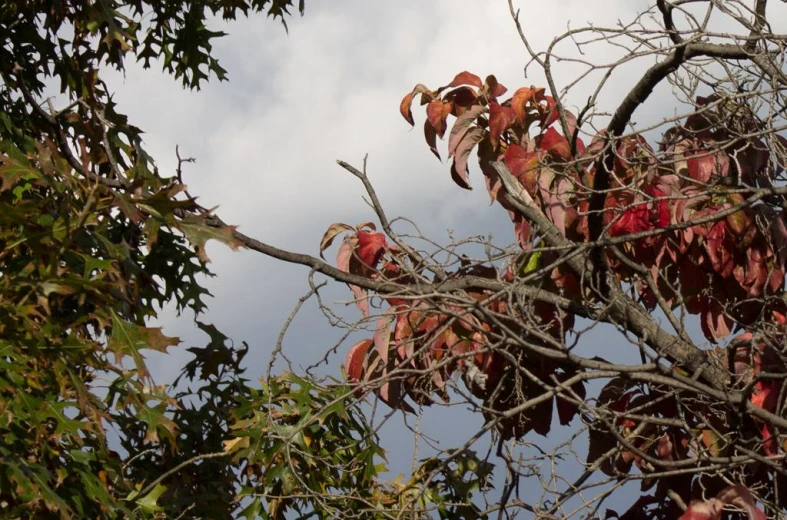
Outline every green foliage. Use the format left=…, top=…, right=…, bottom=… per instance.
left=0, top=2, right=490, bottom=517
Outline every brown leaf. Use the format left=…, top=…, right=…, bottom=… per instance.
left=373, top=312, right=395, bottom=365
left=448, top=105, right=486, bottom=158
left=484, top=74, right=507, bottom=98
left=555, top=372, right=586, bottom=425
left=424, top=119, right=440, bottom=161
left=450, top=127, right=484, bottom=190
left=319, top=223, right=354, bottom=259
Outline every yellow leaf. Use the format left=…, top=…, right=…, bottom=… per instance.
left=222, top=436, right=249, bottom=453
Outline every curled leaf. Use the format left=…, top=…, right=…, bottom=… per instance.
left=484, top=74, right=507, bottom=98
left=511, top=87, right=540, bottom=124
left=448, top=71, right=483, bottom=89
left=450, top=127, right=484, bottom=190
left=319, top=223, right=354, bottom=258
left=345, top=339, right=374, bottom=382
left=400, top=84, right=433, bottom=126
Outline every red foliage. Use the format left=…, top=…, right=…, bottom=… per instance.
left=325, top=74, right=787, bottom=491
left=680, top=485, right=766, bottom=520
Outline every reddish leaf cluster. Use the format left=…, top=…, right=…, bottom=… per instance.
left=401, top=72, right=787, bottom=342
left=679, top=484, right=766, bottom=520
left=322, top=222, right=581, bottom=439
left=323, top=73, right=787, bottom=463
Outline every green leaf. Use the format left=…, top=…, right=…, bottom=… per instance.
left=521, top=251, right=542, bottom=276
left=136, top=483, right=167, bottom=513
left=107, top=310, right=180, bottom=376
left=177, top=216, right=243, bottom=262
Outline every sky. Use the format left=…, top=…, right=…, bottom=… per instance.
left=100, top=0, right=787, bottom=512
left=107, top=0, right=661, bottom=377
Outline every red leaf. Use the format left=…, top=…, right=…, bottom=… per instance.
left=513, top=215, right=531, bottom=249
left=337, top=238, right=369, bottom=317
left=704, top=221, right=735, bottom=278
left=657, top=433, right=673, bottom=461
left=716, top=485, right=767, bottom=520
left=448, top=71, right=483, bottom=88
left=348, top=285, right=369, bottom=317
left=484, top=74, right=507, bottom=98
left=700, top=296, right=732, bottom=342
left=357, top=231, right=387, bottom=268
left=345, top=339, right=373, bottom=382
left=679, top=500, right=722, bottom=520
left=726, top=210, right=749, bottom=235
left=539, top=127, right=572, bottom=160
left=555, top=373, right=586, bottom=425
left=539, top=95, right=559, bottom=128
left=450, top=126, right=484, bottom=190
left=489, top=100, right=516, bottom=143
left=751, top=380, right=778, bottom=411
left=687, top=149, right=729, bottom=184
left=426, top=100, right=452, bottom=139
left=503, top=144, right=540, bottom=194
left=336, top=239, right=353, bottom=273
left=535, top=168, right=561, bottom=232
left=379, top=378, right=414, bottom=413
left=610, top=203, right=650, bottom=237
left=444, top=87, right=479, bottom=116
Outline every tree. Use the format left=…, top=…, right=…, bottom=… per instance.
left=0, top=2, right=392, bottom=518
left=2, top=0, right=787, bottom=519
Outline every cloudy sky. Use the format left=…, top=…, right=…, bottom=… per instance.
left=108, top=0, right=660, bottom=374
left=100, top=0, right=786, bottom=501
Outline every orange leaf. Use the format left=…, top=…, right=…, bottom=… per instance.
left=448, top=71, right=483, bottom=88
left=399, top=84, right=433, bottom=126
left=345, top=339, right=373, bottom=382
left=426, top=100, right=452, bottom=138
left=512, top=87, right=541, bottom=124
left=399, top=92, right=415, bottom=126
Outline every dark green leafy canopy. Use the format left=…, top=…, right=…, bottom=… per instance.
left=0, top=2, right=493, bottom=518
left=1, top=0, right=305, bottom=92
left=0, top=1, right=306, bottom=518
